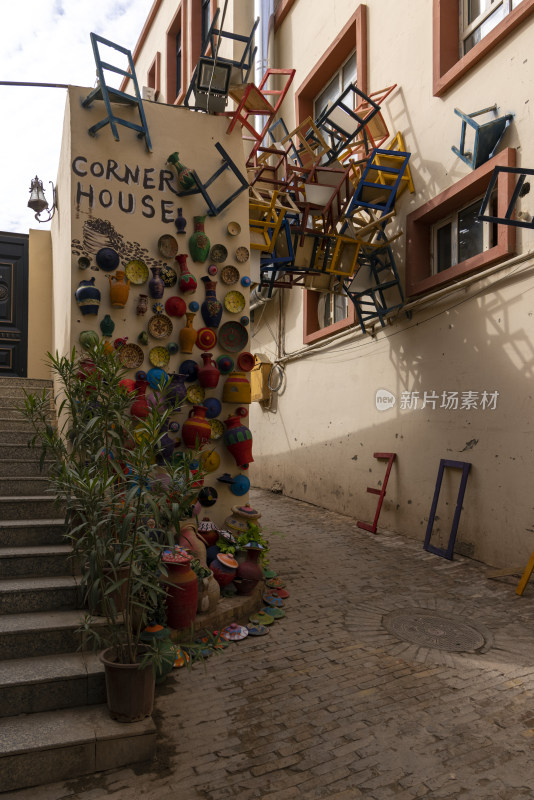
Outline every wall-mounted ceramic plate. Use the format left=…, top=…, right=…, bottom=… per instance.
left=148, top=314, right=173, bottom=339
left=125, top=259, right=149, bottom=285
left=220, top=265, right=240, bottom=285
left=161, top=265, right=177, bottom=288
left=218, top=321, right=248, bottom=353
left=224, top=290, right=245, bottom=314
left=235, top=246, right=249, bottom=263
left=210, top=244, right=228, bottom=263
left=118, top=343, right=144, bottom=369
left=158, top=234, right=179, bottom=260
left=149, top=346, right=170, bottom=368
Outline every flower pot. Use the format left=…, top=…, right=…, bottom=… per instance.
left=100, top=646, right=155, bottom=722
left=178, top=518, right=207, bottom=565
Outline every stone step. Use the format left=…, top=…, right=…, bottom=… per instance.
left=0, top=575, right=79, bottom=614
left=0, top=415, right=52, bottom=432
left=0, top=428, right=56, bottom=446
left=0, top=704, right=156, bottom=792
left=0, top=457, right=53, bottom=477
left=0, top=545, right=73, bottom=579
left=0, top=609, right=103, bottom=660
left=0, top=520, right=67, bottom=547
left=0, top=651, right=105, bottom=717
left=0, top=497, right=64, bottom=520
left=0, top=441, right=55, bottom=465
left=0, top=377, right=52, bottom=390
left=0, top=476, right=52, bottom=496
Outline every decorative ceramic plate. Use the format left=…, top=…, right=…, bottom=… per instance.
left=237, top=352, right=255, bottom=372
left=262, top=606, right=285, bottom=619
left=221, top=623, right=249, bottom=642
left=125, top=259, right=149, bottom=285
left=210, top=244, right=228, bottom=263
left=266, top=578, right=286, bottom=590
left=161, top=264, right=177, bottom=288
left=118, top=343, right=144, bottom=369
left=246, top=623, right=269, bottom=636
left=148, top=314, right=173, bottom=339
left=149, top=346, right=170, bottom=368
left=196, top=327, right=217, bottom=351
left=158, top=234, right=178, bottom=260
left=218, top=529, right=237, bottom=545
left=263, top=569, right=278, bottom=579
left=173, top=647, right=190, bottom=668
left=235, top=246, right=250, bottom=264
left=209, top=419, right=224, bottom=440
left=249, top=611, right=274, bottom=625
left=186, top=384, right=205, bottom=404
left=224, top=290, right=246, bottom=314
left=263, top=593, right=285, bottom=608
left=217, top=355, right=235, bottom=374
left=220, top=265, right=240, bottom=285
left=275, top=588, right=290, bottom=599
left=218, top=321, right=249, bottom=353
left=227, top=221, right=241, bottom=236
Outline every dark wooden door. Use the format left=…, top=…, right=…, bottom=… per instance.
left=0, top=232, right=28, bottom=376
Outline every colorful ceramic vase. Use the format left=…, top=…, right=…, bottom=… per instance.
left=198, top=353, right=220, bottom=389
left=149, top=267, right=165, bottom=299
left=222, top=372, right=251, bottom=404
left=179, top=312, right=197, bottom=354
left=136, top=294, right=148, bottom=315
left=223, top=415, right=254, bottom=468
left=163, top=552, right=198, bottom=630
left=108, top=271, right=130, bottom=308
left=178, top=519, right=207, bottom=566
left=99, top=314, right=115, bottom=337
left=210, top=553, right=238, bottom=589
left=182, top=405, right=212, bottom=449
left=189, top=215, right=210, bottom=263
left=175, top=207, right=187, bottom=235
left=75, top=277, right=101, bottom=316
left=200, top=276, right=223, bottom=329
left=176, top=254, right=197, bottom=294
left=236, top=544, right=264, bottom=595
left=167, top=153, right=196, bottom=192
left=197, top=518, right=219, bottom=548
left=224, top=504, right=262, bottom=537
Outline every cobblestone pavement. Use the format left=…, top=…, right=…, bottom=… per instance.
left=9, top=488, right=534, bottom=799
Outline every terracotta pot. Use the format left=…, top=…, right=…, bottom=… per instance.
left=100, top=647, right=155, bottom=722
left=198, top=353, right=220, bottom=389
left=222, top=372, right=251, bottom=404
left=225, top=504, right=262, bottom=537
left=182, top=405, right=211, bottom=449
left=108, top=271, right=130, bottom=308
left=178, top=519, right=207, bottom=565
left=235, top=545, right=264, bottom=595
left=163, top=554, right=198, bottom=630
left=179, top=312, right=197, bottom=354
left=223, top=415, right=254, bottom=468
left=197, top=518, right=219, bottom=548
left=168, top=153, right=195, bottom=192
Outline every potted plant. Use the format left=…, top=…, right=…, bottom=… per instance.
left=21, top=343, right=203, bottom=722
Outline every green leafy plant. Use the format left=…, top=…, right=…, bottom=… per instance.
left=21, top=342, right=204, bottom=667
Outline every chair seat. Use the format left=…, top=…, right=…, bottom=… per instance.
left=228, top=83, right=275, bottom=114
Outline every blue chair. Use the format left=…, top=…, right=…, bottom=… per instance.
left=452, top=106, right=513, bottom=170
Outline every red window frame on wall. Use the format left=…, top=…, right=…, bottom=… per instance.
left=166, top=3, right=187, bottom=105
left=433, top=0, right=534, bottom=97
left=147, top=52, right=161, bottom=100
left=405, top=148, right=516, bottom=298
left=298, top=4, right=368, bottom=344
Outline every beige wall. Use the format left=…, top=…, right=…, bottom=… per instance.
left=55, top=85, right=251, bottom=527
left=27, top=229, right=53, bottom=380
left=249, top=0, right=534, bottom=568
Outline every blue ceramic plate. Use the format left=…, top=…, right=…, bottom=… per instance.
left=262, top=606, right=285, bottom=619
left=263, top=593, right=284, bottom=608
left=246, top=623, right=269, bottom=636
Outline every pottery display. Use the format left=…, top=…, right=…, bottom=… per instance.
left=125, top=259, right=149, bottom=285
left=179, top=359, right=199, bottom=382
left=223, top=414, right=254, bottom=468
left=181, top=405, right=212, bottom=449
left=218, top=321, right=249, bottom=353
left=166, top=372, right=188, bottom=407
left=96, top=247, right=120, bottom=272
left=75, top=277, right=101, bottom=316
left=165, top=296, right=186, bottom=317
left=189, top=216, right=211, bottom=263
left=136, top=294, right=148, bottom=315
left=148, top=314, right=173, bottom=339
left=148, top=266, right=165, bottom=299
left=167, top=153, right=196, bottom=192
left=222, top=372, right=251, bottom=404
left=108, top=271, right=130, bottom=308
left=179, top=312, right=197, bottom=354
left=176, top=254, right=197, bottom=294
left=197, top=569, right=221, bottom=614
left=200, top=276, right=223, bottom=329
left=158, top=234, right=178, bottom=260
left=236, top=352, right=255, bottom=372
left=198, top=353, right=220, bottom=389
left=178, top=519, right=207, bottom=565
left=224, top=504, right=261, bottom=539
left=79, top=329, right=99, bottom=350
left=162, top=550, right=198, bottom=630
left=99, top=314, right=115, bottom=337
left=130, top=379, right=150, bottom=419
left=210, top=553, right=238, bottom=589
left=196, top=327, right=217, bottom=351
left=235, top=544, right=264, bottom=595
left=174, top=208, right=187, bottom=235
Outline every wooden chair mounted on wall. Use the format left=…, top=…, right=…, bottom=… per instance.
left=357, top=453, right=397, bottom=533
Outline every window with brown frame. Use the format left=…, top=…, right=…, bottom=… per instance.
left=406, top=148, right=516, bottom=297
left=433, top=0, right=534, bottom=97
left=166, top=4, right=186, bottom=105
left=146, top=52, right=161, bottom=100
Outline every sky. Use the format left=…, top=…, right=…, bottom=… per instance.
left=1, top=0, right=153, bottom=234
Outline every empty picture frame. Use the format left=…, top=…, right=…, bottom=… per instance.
left=423, top=459, right=471, bottom=560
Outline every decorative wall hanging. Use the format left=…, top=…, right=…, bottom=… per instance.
left=108, top=271, right=130, bottom=307
left=200, top=277, right=223, bottom=329
left=188, top=216, right=211, bottom=263
left=148, top=266, right=165, bottom=299
left=136, top=294, right=148, bottom=315
left=158, top=234, right=178, bottom=260
left=125, top=259, right=148, bottom=285
left=96, top=247, right=120, bottom=272
left=167, top=152, right=196, bottom=192
left=176, top=254, right=197, bottom=294
left=179, top=312, right=197, bottom=354
left=75, top=277, right=101, bottom=316
left=148, top=314, right=173, bottom=339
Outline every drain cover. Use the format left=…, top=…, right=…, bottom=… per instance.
left=383, top=609, right=488, bottom=652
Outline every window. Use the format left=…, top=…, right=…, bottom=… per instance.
left=191, top=0, right=213, bottom=73
left=299, top=5, right=367, bottom=344
left=406, top=148, right=516, bottom=297
left=433, top=0, right=534, bottom=96
left=146, top=52, right=161, bottom=100
left=166, top=4, right=186, bottom=105
left=201, top=0, right=212, bottom=49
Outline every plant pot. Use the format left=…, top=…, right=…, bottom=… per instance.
left=100, top=646, right=155, bottom=722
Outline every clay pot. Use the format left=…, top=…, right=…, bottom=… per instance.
left=224, top=504, right=262, bottom=538
left=178, top=519, right=207, bottom=566
left=235, top=545, right=264, bottom=595
left=222, top=372, right=251, bottom=404
left=181, top=405, right=212, bottom=449
left=223, top=415, right=254, bottom=468
left=197, top=518, right=219, bottom=548
left=168, top=153, right=195, bottom=192
left=210, top=553, right=238, bottom=589
left=108, top=271, right=130, bottom=308
left=175, top=207, right=187, bottom=235
left=130, top=379, right=150, bottom=420
left=163, top=552, right=198, bottom=630
left=166, top=373, right=188, bottom=407
left=198, top=353, right=220, bottom=389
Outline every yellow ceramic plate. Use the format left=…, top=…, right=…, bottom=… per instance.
left=186, top=385, right=205, bottom=404
left=125, top=259, right=149, bottom=285
left=149, top=346, right=170, bottom=368
left=209, top=419, right=224, bottom=440
left=148, top=314, right=173, bottom=339
left=224, top=290, right=246, bottom=314
left=118, top=343, right=144, bottom=369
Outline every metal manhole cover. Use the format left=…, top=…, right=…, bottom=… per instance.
left=383, top=609, right=488, bottom=652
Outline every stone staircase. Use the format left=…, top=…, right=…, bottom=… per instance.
left=0, top=377, right=156, bottom=792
